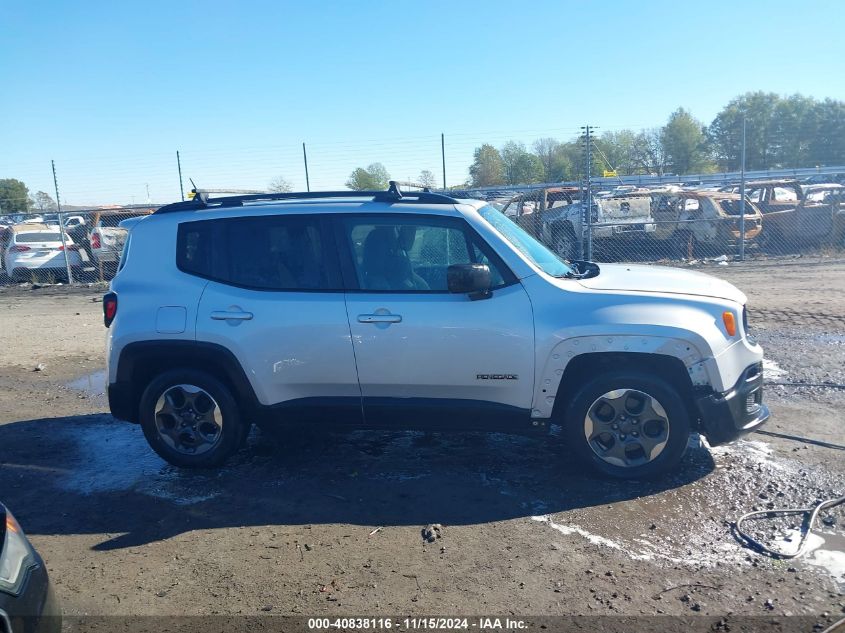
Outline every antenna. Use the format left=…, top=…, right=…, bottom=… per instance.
left=187, top=178, right=209, bottom=204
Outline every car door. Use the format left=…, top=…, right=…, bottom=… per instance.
left=799, top=190, right=835, bottom=241
left=190, top=213, right=362, bottom=424
left=337, top=213, right=535, bottom=431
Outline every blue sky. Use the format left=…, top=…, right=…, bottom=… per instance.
left=1, top=0, right=843, bottom=206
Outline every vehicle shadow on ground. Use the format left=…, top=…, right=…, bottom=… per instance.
left=0, top=413, right=714, bottom=551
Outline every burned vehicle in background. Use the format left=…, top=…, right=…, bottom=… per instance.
left=720, top=181, right=845, bottom=250
left=646, top=190, right=763, bottom=257
left=500, top=187, right=654, bottom=260
left=796, top=184, right=845, bottom=247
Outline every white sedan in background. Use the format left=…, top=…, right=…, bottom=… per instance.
left=2, top=224, right=83, bottom=282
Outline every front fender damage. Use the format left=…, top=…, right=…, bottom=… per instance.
left=532, top=335, right=716, bottom=419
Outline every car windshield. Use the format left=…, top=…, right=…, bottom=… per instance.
left=477, top=205, right=575, bottom=277
left=719, top=199, right=745, bottom=215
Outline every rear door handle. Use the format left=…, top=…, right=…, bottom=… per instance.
left=358, top=314, right=402, bottom=324
left=211, top=311, right=253, bottom=321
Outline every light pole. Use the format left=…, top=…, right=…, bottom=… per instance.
left=738, top=116, right=747, bottom=261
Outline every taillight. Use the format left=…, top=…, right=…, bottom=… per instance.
left=91, top=232, right=101, bottom=249
left=58, top=244, right=80, bottom=251
left=10, top=245, right=30, bottom=252
left=103, top=292, right=117, bottom=327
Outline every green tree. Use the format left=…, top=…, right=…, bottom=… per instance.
left=418, top=169, right=438, bottom=189
left=631, top=129, right=668, bottom=176
left=595, top=130, right=637, bottom=176
left=32, top=191, right=58, bottom=212
left=807, top=98, right=845, bottom=166
left=0, top=179, right=32, bottom=214
left=533, top=138, right=560, bottom=181
left=708, top=92, right=780, bottom=170
left=346, top=163, right=390, bottom=190
left=268, top=175, right=292, bottom=192
left=468, top=144, right=505, bottom=187
left=660, top=108, right=711, bottom=174
left=500, top=141, right=542, bottom=185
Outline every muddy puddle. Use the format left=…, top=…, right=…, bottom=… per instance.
left=65, top=368, right=107, bottom=397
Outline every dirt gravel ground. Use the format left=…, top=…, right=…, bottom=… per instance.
left=0, top=258, right=842, bottom=630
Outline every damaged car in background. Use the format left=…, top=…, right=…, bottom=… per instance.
left=646, top=190, right=763, bottom=257
left=720, top=180, right=845, bottom=250
left=501, top=187, right=655, bottom=259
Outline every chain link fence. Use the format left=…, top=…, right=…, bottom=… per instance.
left=472, top=180, right=845, bottom=265
left=0, top=208, right=154, bottom=284
left=1, top=177, right=844, bottom=287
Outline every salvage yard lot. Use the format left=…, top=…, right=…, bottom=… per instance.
left=0, top=255, right=843, bottom=621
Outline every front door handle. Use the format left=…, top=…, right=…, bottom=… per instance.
left=211, top=311, right=254, bottom=321
left=358, top=313, right=402, bottom=324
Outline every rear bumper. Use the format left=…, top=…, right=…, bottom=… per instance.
left=10, top=265, right=82, bottom=280
left=696, top=361, right=769, bottom=446
left=108, top=381, right=136, bottom=423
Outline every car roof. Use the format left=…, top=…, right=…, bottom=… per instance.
left=804, top=183, right=843, bottom=191
left=151, top=198, right=485, bottom=221
left=682, top=191, right=742, bottom=200
left=740, top=179, right=801, bottom=187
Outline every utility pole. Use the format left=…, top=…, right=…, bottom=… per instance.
left=302, top=143, right=311, bottom=192
left=52, top=160, right=74, bottom=284
left=177, top=151, right=185, bottom=201
left=580, top=125, right=596, bottom=261
left=738, top=116, right=747, bottom=261
left=441, top=133, right=446, bottom=190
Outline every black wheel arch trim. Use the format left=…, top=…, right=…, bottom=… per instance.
left=110, top=340, right=261, bottom=423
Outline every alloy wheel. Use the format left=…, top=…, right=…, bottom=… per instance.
left=583, top=388, right=670, bottom=468
left=154, top=384, right=224, bottom=455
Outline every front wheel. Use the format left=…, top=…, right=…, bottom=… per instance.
left=563, top=371, right=691, bottom=478
left=139, top=369, right=246, bottom=468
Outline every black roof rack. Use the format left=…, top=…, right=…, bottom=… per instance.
left=154, top=181, right=461, bottom=214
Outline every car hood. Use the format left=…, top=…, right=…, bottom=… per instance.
left=576, top=263, right=746, bottom=304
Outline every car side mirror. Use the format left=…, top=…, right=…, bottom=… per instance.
left=447, top=263, right=492, bottom=300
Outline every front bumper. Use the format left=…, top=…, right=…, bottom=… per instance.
left=0, top=564, right=62, bottom=633
left=696, top=361, right=769, bottom=446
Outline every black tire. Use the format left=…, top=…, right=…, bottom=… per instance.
left=139, top=369, right=245, bottom=468
left=673, top=230, right=696, bottom=260
left=562, top=370, right=691, bottom=479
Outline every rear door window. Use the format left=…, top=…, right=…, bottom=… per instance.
left=177, top=214, right=340, bottom=291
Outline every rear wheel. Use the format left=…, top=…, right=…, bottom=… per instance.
left=139, top=369, right=246, bottom=468
left=673, top=230, right=696, bottom=260
left=563, top=370, right=691, bottom=478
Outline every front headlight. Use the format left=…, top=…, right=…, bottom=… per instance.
left=0, top=509, right=38, bottom=596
